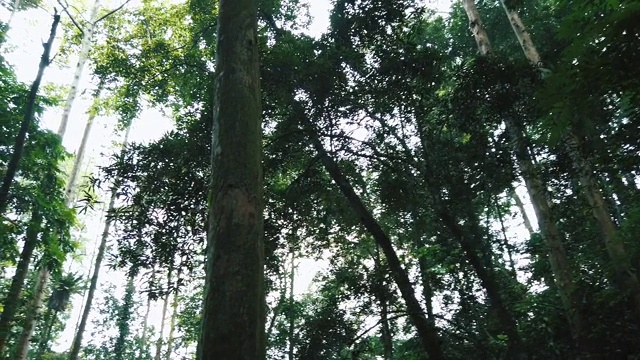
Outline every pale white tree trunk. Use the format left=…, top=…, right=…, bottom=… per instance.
left=57, top=0, right=101, bottom=138
left=154, top=271, right=172, bottom=360
left=64, top=89, right=101, bottom=204
left=498, top=0, right=542, bottom=66
left=461, top=0, right=492, bottom=55
left=14, top=269, right=50, bottom=360
left=7, top=0, right=22, bottom=28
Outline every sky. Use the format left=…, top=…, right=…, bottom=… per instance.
left=1, top=0, right=536, bottom=355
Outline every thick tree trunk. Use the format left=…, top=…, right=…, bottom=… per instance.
left=57, top=0, right=101, bottom=138
left=302, top=108, right=444, bottom=360
left=14, top=269, right=50, bottom=360
left=0, top=212, right=42, bottom=353
left=0, top=13, right=60, bottom=215
left=197, top=0, right=265, bottom=359
left=154, top=270, right=172, bottom=360
left=461, top=0, right=492, bottom=56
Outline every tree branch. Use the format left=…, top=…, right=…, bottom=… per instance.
left=56, top=0, right=84, bottom=35
left=94, top=0, right=132, bottom=24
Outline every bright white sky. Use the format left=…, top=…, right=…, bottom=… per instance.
left=1, top=0, right=536, bottom=356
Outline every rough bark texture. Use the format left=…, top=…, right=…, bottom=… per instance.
left=303, top=109, right=444, bottom=360
left=461, top=0, right=492, bottom=56
left=0, top=13, right=60, bottom=215
left=197, top=0, right=265, bottom=358
left=57, top=0, right=100, bottom=137
left=0, top=212, right=42, bottom=353
left=14, top=269, right=49, bottom=360
left=498, top=0, right=542, bottom=66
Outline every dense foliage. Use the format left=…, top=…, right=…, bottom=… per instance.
left=2, top=0, right=640, bottom=359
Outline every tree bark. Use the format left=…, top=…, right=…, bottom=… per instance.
left=64, top=89, right=102, bottom=204
left=113, top=276, right=136, bottom=360
left=14, top=269, right=50, bottom=360
left=498, top=0, right=542, bottom=66
left=301, top=107, right=444, bottom=360
left=138, top=294, right=152, bottom=360
left=565, top=134, right=640, bottom=325
left=154, top=270, right=172, bottom=360
left=0, top=13, right=60, bottom=215
left=197, top=0, right=264, bottom=359
left=67, top=189, right=117, bottom=360
left=461, top=0, right=492, bottom=56
left=164, top=269, right=181, bottom=360
left=57, top=0, right=101, bottom=138
left=0, top=212, right=42, bottom=353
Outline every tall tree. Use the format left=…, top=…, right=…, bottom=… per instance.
left=0, top=11, right=60, bottom=216
left=197, top=0, right=265, bottom=358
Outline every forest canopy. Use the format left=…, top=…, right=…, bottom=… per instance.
left=1, top=0, right=640, bottom=359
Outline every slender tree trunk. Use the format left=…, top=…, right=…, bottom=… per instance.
left=495, top=196, right=518, bottom=276
left=0, top=212, right=42, bottom=353
left=14, top=269, right=50, bottom=360
left=566, top=134, right=640, bottom=325
left=461, top=0, right=492, bottom=56
left=498, top=0, right=542, bottom=66
left=380, top=294, right=394, bottom=360
left=64, top=89, right=101, bottom=203
left=0, top=13, right=60, bottom=215
left=302, top=107, right=444, bottom=360
left=137, top=292, right=152, bottom=360
left=499, top=0, right=640, bottom=338
left=509, top=187, right=535, bottom=237
left=266, top=274, right=287, bottom=341
left=113, top=276, right=136, bottom=360
left=164, top=268, right=181, bottom=360
left=154, top=270, right=172, bottom=360
left=197, top=0, right=264, bottom=359
left=34, top=307, right=57, bottom=360
left=374, top=245, right=394, bottom=360
left=67, top=126, right=131, bottom=360
left=459, top=0, right=585, bottom=353
left=287, top=249, right=295, bottom=360
left=57, top=0, right=101, bottom=138
left=6, top=0, right=21, bottom=28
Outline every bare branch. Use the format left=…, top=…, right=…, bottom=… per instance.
left=56, top=0, right=84, bottom=35
left=94, top=0, right=132, bottom=24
